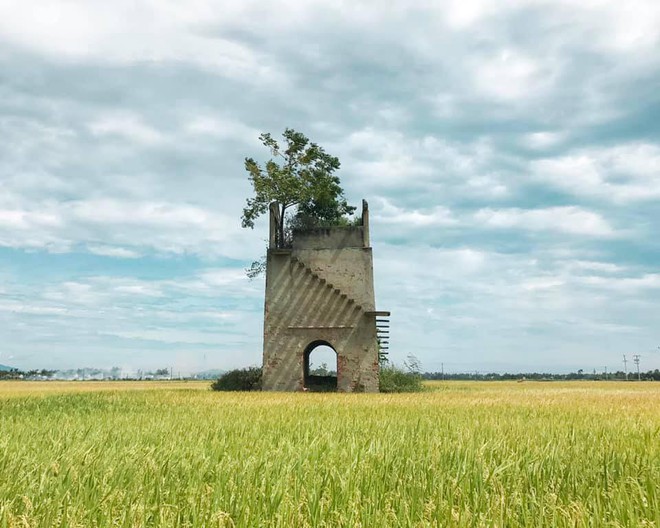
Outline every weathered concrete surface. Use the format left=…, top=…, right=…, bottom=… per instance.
left=262, top=200, right=382, bottom=392
left=292, top=226, right=364, bottom=250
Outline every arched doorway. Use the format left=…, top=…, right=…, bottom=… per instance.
left=303, top=341, right=338, bottom=392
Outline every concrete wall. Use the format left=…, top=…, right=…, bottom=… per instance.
left=294, top=247, right=375, bottom=310
left=262, top=236, right=380, bottom=392
left=292, top=226, right=365, bottom=250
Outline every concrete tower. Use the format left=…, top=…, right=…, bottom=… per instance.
left=262, top=199, right=389, bottom=392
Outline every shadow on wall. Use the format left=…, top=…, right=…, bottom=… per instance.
left=262, top=199, right=382, bottom=393
left=263, top=249, right=376, bottom=391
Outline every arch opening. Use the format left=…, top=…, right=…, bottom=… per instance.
left=303, top=341, right=337, bottom=392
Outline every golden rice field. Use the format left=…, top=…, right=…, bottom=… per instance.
left=0, top=381, right=658, bottom=527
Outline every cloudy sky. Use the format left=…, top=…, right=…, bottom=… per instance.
left=1, top=0, right=659, bottom=374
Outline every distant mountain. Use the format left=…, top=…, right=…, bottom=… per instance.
left=0, top=364, right=16, bottom=371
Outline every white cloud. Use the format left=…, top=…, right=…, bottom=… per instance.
left=0, top=209, right=70, bottom=251
left=113, top=284, right=164, bottom=298
left=522, top=131, right=565, bottom=150
left=520, top=277, right=565, bottom=291
left=71, top=200, right=214, bottom=228
left=0, top=209, right=62, bottom=230
left=0, top=0, right=286, bottom=84
left=0, top=200, right=256, bottom=258
left=471, top=49, right=543, bottom=101
left=87, top=245, right=141, bottom=259
left=580, top=273, right=660, bottom=292
left=568, top=260, right=623, bottom=273
left=99, top=328, right=231, bottom=345
left=373, top=199, right=457, bottom=227
left=340, top=128, right=500, bottom=199
left=197, top=269, right=250, bottom=287
left=532, top=143, right=660, bottom=202
left=42, top=281, right=102, bottom=306
left=582, top=0, right=660, bottom=52
left=464, top=174, right=509, bottom=198
left=373, top=240, right=660, bottom=368
left=89, top=113, right=166, bottom=145
left=0, top=267, right=262, bottom=370
left=474, top=206, right=615, bottom=236
left=0, top=300, right=68, bottom=316
left=184, top=116, right=260, bottom=145
left=443, top=0, right=501, bottom=29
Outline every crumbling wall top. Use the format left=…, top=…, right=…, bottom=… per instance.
left=269, top=199, right=371, bottom=250
left=292, top=226, right=366, bottom=249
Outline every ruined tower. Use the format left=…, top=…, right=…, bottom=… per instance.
left=262, top=199, right=389, bottom=392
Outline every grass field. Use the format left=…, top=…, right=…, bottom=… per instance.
left=1, top=381, right=658, bottom=527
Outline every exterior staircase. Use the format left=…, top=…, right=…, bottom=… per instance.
left=289, top=255, right=390, bottom=352
left=290, top=255, right=363, bottom=310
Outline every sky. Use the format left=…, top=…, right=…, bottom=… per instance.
left=1, top=0, right=659, bottom=375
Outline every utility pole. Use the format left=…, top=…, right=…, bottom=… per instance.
left=633, top=355, right=641, bottom=381
left=623, top=355, right=628, bottom=380
left=441, top=362, right=444, bottom=381
left=603, top=366, right=607, bottom=380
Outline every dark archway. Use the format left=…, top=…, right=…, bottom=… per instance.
left=303, top=340, right=338, bottom=392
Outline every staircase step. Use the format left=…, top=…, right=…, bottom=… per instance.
left=291, top=255, right=365, bottom=312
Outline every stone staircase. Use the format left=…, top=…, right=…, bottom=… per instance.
left=289, top=255, right=389, bottom=358
left=290, top=256, right=364, bottom=312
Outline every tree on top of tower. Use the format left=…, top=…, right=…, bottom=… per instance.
left=241, top=129, right=355, bottom=250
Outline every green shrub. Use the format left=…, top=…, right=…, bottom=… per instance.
left=211, top=367, right=262, bottom=391
left=379, top=365, right=423, bottom=393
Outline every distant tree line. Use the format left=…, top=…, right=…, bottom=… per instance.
left=0, top=367, right=174, bottom=381
left=3, top=367, right=659, bottom=382
left=422, top=370, right=660, bottom=381
left=0, top=369, right=57, bottom=380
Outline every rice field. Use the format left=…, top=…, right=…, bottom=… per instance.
left=0, top=381, right=658, bottom=527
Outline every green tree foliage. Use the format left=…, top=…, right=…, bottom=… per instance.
left=210, top=367, right=262, bottom=391
left=309, top=362, right=336, bottom=376
left=245, top=255, right=267, bottom=280
left=241, top=129, right=355, bottom=249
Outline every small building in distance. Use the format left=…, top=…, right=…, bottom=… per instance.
left=262, top=199, right=389, bottom=392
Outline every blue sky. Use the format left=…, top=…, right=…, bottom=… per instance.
left=1, top=0, right=659, bottom=374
